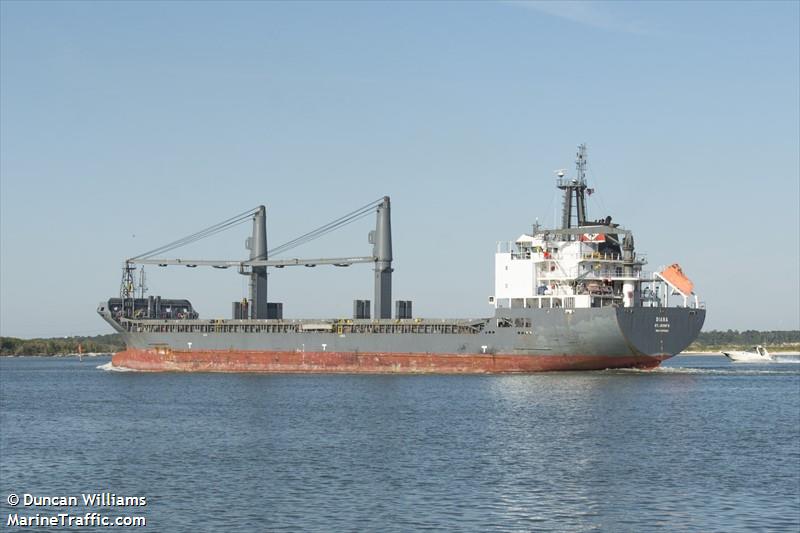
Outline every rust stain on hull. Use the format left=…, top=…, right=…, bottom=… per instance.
left=112, top=349, right=667, bottom=373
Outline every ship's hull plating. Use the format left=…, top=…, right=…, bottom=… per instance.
left=107, top=306, right=705, bottom=373
left=112, top=349, right=667, bottom=373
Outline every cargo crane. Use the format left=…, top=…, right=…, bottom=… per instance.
left=119, top=197, right=394, bottom=320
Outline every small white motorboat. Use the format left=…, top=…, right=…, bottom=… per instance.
left=721, top=345, right=774, bottom=363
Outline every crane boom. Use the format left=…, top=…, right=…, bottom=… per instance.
left=128, top=256, right=377, bottom=268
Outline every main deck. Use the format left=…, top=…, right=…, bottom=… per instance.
left=111, top=316, right=488, bottom=336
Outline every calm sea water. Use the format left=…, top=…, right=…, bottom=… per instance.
left=1, top=355, right=798, bottom=532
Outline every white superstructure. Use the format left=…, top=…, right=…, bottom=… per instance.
left=490, top=144, right=701, bottom=313
left=492, top=226, right=644, bottom=310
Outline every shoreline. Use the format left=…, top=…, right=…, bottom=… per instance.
left=683, top=350, right=800, bottom=355
left=0, top=352, right=112, bottom=358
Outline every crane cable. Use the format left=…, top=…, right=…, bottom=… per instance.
left=268, top=197, right=384, bottom=257
left=130, top=207, right=260, bottom=260
left=128, top=197, right=384, bottom=261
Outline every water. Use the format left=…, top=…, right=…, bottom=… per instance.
left=1, top=355, right=798, bottom=532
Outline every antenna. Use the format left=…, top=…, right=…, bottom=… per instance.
left=557, top=143, right=590, bottom=229
left=576, top=143, right=587, bottom=185
left=138, top=266, right=147, bottom=299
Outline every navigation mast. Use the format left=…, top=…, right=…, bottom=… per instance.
left=557, top=143, right=590, bottom=229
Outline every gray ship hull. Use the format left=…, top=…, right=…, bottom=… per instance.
left=101, top=306, right=705, bottom=373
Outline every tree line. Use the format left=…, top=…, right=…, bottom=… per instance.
left=0, top=334, right=125, bottom=356
left=1, top=329, right=798, bottom=356
left=690, top=330, right=800, bottom=350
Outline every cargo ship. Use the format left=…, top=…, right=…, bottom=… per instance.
left=99, top=145, right=705, bottom=372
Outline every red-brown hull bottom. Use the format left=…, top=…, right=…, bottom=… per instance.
left=112, top=349, right=667, bottom=373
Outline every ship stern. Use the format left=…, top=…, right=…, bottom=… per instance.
left=616, top=307, right=705, bottom=360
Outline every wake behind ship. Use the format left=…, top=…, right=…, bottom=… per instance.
left=99, top=145, right=705, bottom=372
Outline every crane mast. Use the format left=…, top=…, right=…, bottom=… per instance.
left=120, top=198, right=394, bottom=320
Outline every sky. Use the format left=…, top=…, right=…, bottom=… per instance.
left=1, top=0, right=798, bottom=338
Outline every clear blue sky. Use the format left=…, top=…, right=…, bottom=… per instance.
left=1, top=0, right=798, bottom=337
